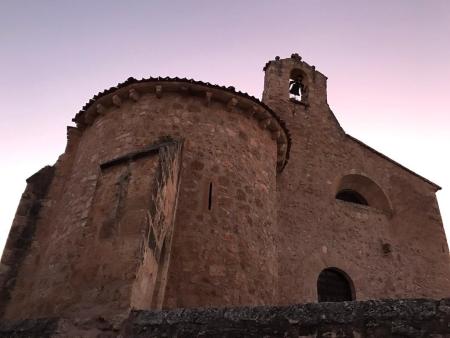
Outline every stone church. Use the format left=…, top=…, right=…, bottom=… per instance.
left=0, top=54, right=449, bottom=336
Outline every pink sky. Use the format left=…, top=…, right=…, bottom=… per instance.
left=1, top=0, right=449, bottom=253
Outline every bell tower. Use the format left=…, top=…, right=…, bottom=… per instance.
left=262, top=56, right=351, bottom=304
left=262, top=53, right=330, bottom=126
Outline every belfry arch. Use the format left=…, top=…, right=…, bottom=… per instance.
left=289, top=68, right=309, bottom=103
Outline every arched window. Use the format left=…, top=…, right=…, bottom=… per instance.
left=335, top=174, right=392, bottom=213
left=335, top=189, right=368, bottom=206
left=317, top=268, right=354, bottom=302
left=289, top=69, right=307, bottom=103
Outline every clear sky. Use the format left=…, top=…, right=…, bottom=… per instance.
left=0, top=0, right=449, bottom=254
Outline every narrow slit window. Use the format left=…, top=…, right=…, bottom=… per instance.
left=208, top=182, right=213, bottom=210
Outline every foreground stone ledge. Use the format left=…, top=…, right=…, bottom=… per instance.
left=0, top=317, right=58, bottom=338
left=1, top=298, right=450, bottom=337
left=123, top=298, right=450, bottom=337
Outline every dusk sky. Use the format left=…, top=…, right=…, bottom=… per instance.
left=1, top=0, right=449, bottom=254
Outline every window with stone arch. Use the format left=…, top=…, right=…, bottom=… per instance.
left=289, top=68, right=308, bottom=103
left=335, top=189, right=368, bottom=206
left=317, top=267, right=355, bottom=302
left=335, top=174, right=392, bottom=213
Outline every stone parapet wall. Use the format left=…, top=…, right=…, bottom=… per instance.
left=1, top=298, right=450, bottom=337
left=123, top=298, right=450, bottom=337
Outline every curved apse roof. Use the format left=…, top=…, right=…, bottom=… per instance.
left=72, top=76, right=292, bottom=171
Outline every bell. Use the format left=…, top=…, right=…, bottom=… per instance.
left=289, top=81, right=301, bottom=96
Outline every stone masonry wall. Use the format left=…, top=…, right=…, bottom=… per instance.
left=262, top=55, right=450, bottom=304
left=0, top=166, right=55, bottom=318
left=1, top=56, right=449, bottom=327
left=130, top=140, right=184, bottom=310
left=159, top=93, right=280, bottom=309
left=1, top=84, right=283, bottom=321
left=3, top=139, right=183, bottom=322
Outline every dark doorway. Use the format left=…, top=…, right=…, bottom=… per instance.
left=317, top=268, right=354, bottom=302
